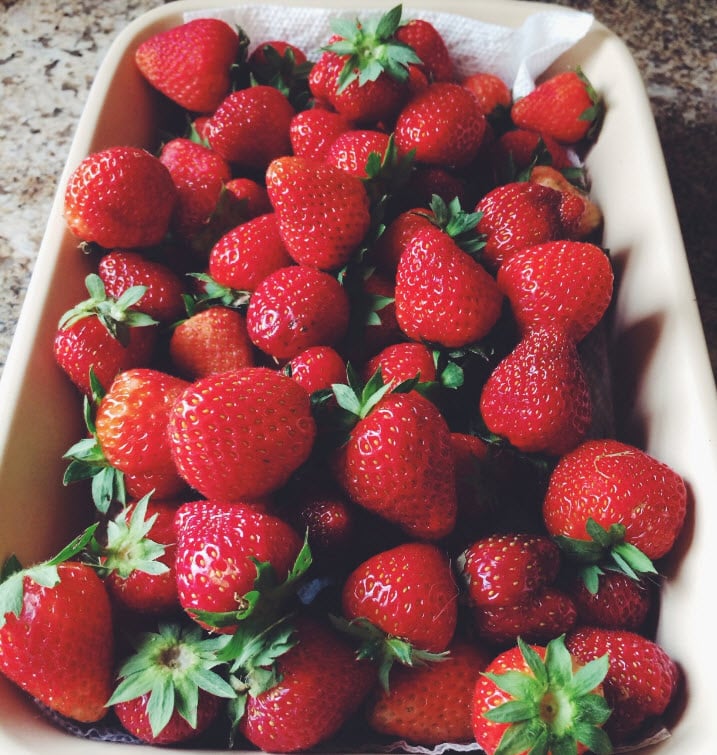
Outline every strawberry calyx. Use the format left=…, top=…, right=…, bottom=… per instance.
left=575, top=66, right=605, bottom=143
left=248, top=43, right=314, bottom=110
left=185, top=272, right=252, bottom=313
left=425, top=194, right=486, bottom=256
left=324, top=4, right=422, bottom=93
left=552, top=518, right=658, bottom=594
left=482, top=635, right=612, bottom=755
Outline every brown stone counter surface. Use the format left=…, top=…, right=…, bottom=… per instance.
left=1, top=0, right=715, bottom=378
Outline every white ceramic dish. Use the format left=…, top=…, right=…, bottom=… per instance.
left=1, top=0, right=716, bottom=753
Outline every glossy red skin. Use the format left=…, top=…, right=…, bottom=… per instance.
left=209, top=213, right=293, bottom=293
left=0, top=563, right=114, bottom=723
left=246, top=266, right=350, bottom=361
left=395, top=83, right=487, bottom=168
left=543, top=439, right=688, bottom=560
left=394, top=19, right=453, bottom=82
left=342, top=542, right=459, bottom=653
left=461, top=72, right=512, bottom=115
left=223, top=177, right=272, bottom=219
left=325, top=129, right=392, bottom=178
left=95, top=368, right=190, bottom=479
left=98, top=249, right=186, bottom=323
left=566, top=627, right=679, bottom=742
left=334, top=392, right=457, bottom=540
left=498, top=240, right=614, bottom=343
left=53, top=315, right=157, bottom=396
left=168, top=367, right=317, bottom=501
left=240, top=617, right=377, bottom=752
left=494, top=128, right=571, bottom=172
left=174, top=499, right=303, bottom=631
left=207, top=86, right=295, bottom=170
left=289, top=108, right=351, bottom=161
left=460, top=533, right=561, bottom=608
left=372, top=207, right=435, bottom=275
left=479, top=326, right=593, bottom=456
left=395, top=224, right=503, bottom=348
left=565, top=571, right=651, bottom=631
left=266, top=155, right=371, bottom=271
left=367, top=640, right=492, bottom=744
left=135, top=18, right=239, bottom=113
left=169, top=306, right=255, bottom=380
left=287, top=345, right=347, bottom=394
left=362, top=341, right=437, bottom=387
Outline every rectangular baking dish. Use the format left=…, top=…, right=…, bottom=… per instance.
left=1, top=1, right=716, bottom=753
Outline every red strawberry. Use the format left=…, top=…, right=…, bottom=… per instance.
left=325, top=129, right=392, bottom=178
left=461, top=71, right=512, bottom=115
left=395, top=82, right=487, bottom=168
left=404, top=165, right=468, bottom=210
left=135, top=17, right=240, bottom=113
left=285, top=345, right=347, bottom=394
left=288, top=491, right=356, bottom=563
left=366, top=640, right=491, bottom=745
left=64, top=145, right=176, bottom=249
left=479, top=325, right=593, bottom=456
left=289, top=108, right=351, bottom=161
left=249, top=39, right=308, bottom=71
left=173, top=499, right=303, bottom=629
left=493, top=128, right=571, bottom=174
left=362, top=341, right=437, bottom=387
left=0, top=532, right=114, bottom=723
left=372, top=205, right=435, bottom=275
left=543, top=438, right=688, bottom=561
left=97, top=249, right=186, bottom=323
left=497, top=240, right=614, bottom=343
left=169, top=306, right=255, bottom=380
left=266, top=155, right=371, bottom=270
left=223, top=177, right=272, bottom=219
left=394, top=18, right=453, bottom=82
left=247, top=39, right=312, bottom=110
left=450, top=432, right=494, bottom=532
left=567, top=627, right=679, bottom=742
left=472, top=635, right=612, bottom=755
left=168, top=367, right=317, bottom=500
left=511, top=68, right=603, bottom=144
left=206, top=86, right=295, bottom=171
left=246, top=265, right=350, bottom=361
left=459, top=533, right=561, bottom=608
left=208, top=212, right=293, bottom=293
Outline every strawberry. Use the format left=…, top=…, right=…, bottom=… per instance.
left=543, top=438, right=688, bottom=563
left=224, top=177, right=272, bottom=219
left=53, top=273, right=157, bottom=395
left=64, top=145, right=176, bottom=249
left=289, top=108, right=351, bottom=161
left=325, top=129, right=392, bottom=178
left=493, top=128, right=571, bottom=175
left=459, top=533, right=561, bottom=608
left=108, top=622, right=235, bottom=744
left=169, top=306, right=255, bottom=380
left=566, top=627, right=679, bottom=742
left=97, top=249, right=186, bottom=324
left=247, top=39, right=313, bottom=110
left=479, top=325, right=593, bottom=456
left=362, top=341, right=437, bottom=387
left=394, top=18, right=453, bottom=82
left=0, top=527, right=114, bottom=723
left=206, top=86, right=295, bottom=171
left=403, top=165, right=468, bottom=210
left=472, top=635, right=612, bottom=755
left=246, top=265, right=350, bottom=361
left=266, top=155, right=371, bottom=270
left=461, top=71, right=512, bottom=116
left=372, top=205, right=435, bottom=275
left=134, top=17, right=241, bottom=113
left=285, top=345, right=347, bottom=394
left=332, top=378, right=457, bottom=540
left=287, top=490, right=356, bottom=564
left=208, top=213, right=293, bottom=293
left=511, top=68, right=604, bottom=145
left=168, top=367, right=317, bottom=500
left=395, top=82, right=487, bottom=168
left=340, top=542, right=459, bottom=685
left=173, top=499, right=303, bottom=630
left=394, top=223, right=503, bottom=348
left=450, top=432, right=495, bottom=534
left=497, top=240, right=614, bottom=343
left=366, top=640, right=492, bottom=744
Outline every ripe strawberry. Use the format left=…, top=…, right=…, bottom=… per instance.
left=395, top=223, right=503, bottom=348
left=64, top=145, right=176, bottom=249
left=238, top=616, right=377, bottom=752
left=0, top=529, right=114, bottom=723
left=497, top=240, right=614, bottom=343
left=543, top=438, right=688, bottom=561
left=394, top=18, right=453, bottom=82
left=461, top=71, right=512, bottom=116
left=287, top=490, right=356, bottom=563
left=97, top=249, right=186, bottom=323
left=372, top=205, right=435, bottom=275
left=169, top=306, right=255, bottom=380
left=285, top=345, right=347, bottom=394
left=134, top=17, right=241, bottom=113
left=173, top=499, right=303, bottom=629
left=247, top=39, right=313, bottom=109
left=168, top=367, right=317, bottom=500
left=289, top=108, right=351, bottom=161
left=450, top=432, right=494, bottom=533
left=224, top=177, right=272, bottom=219
left=366, top=640, right=491, bottom=745
left=395, top=82, right=487, bottom=168
left=325, top=129, right=391, bottom=178
left=206, top=86, right=295, bottom=171
left=249, top=39, right=308, bottom=71
left=208, top=213, right=293, bottom=293
left=246, top=265, right=350, bottom=361
left=266, top=155, right=371, bottom=270
left=511, top=68, right=603, bottom=144
left=493, top=128, right=571, bottom=174
left=403, top=165, right=468, bottom=210
left=479, top=325, right=593, bottom=456
left=459, top=533, right=561, bottom=608
left=472, top=635, right=612, bottom=755
left=566, top=627, right=679, bottom=742
left=362, top=341, right=437, bottom=387
left=109, top=622, right=235, bottom=744
left=332, top=383, right=457, bottom=540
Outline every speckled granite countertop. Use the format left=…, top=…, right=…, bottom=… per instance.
left=1, top=0, right=715, bottom=377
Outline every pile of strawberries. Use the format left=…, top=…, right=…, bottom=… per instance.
left=0, top=6, right=688, bottom=754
